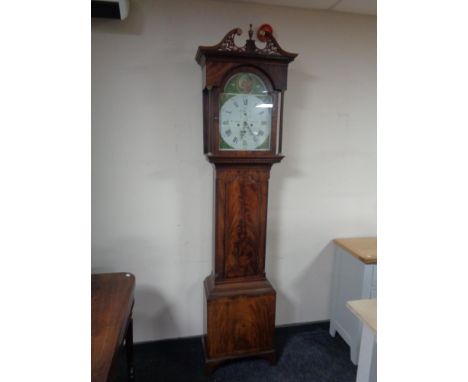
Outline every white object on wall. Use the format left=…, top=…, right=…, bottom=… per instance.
left=91, top=0, right=130, bottom=20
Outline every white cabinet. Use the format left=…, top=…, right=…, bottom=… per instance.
left=329, top=237, right=377, bottom=365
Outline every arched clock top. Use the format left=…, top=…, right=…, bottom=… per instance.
left=223, top=72, right=269, bottom=94
left=220, top=67, right=274, bottom=93
left=208, top=62, right=284, bottom=91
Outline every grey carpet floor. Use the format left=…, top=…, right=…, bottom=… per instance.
left=115, top=322, right=357, bottom=382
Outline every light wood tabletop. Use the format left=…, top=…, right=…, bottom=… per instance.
left=346, top=299, right=377, bottom=333
left=334, top=237, right=377, bottom=264
left=347, top=299, right=377, bottom=382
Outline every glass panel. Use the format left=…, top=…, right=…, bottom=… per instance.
left=219, top=73, right=272, bottom=151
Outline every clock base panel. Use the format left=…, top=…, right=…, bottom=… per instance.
left=202, top=275, right=276, bottom=373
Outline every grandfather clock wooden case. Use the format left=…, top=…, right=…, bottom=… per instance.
left=195, top=26, right=297, bottom=372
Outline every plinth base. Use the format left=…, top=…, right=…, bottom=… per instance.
left=202, top=275, right=277, bottom=374
left=202, top=335, right=276, bottom=375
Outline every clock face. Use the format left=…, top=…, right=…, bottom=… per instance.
left=219, top=73, right=273, bottom=151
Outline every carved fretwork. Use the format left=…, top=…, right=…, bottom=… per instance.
left=195, top=25, right=297, bottom=65
left=261, top=33, right=283, bottom=56
left=217, top=28, right=245, bottom=53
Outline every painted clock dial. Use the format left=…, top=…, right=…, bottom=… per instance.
left=219, top=73, right=272, bottom=151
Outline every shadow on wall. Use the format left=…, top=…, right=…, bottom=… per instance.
left=265, top=67, right=336, bottom=324
left=92, top=237, right=179, bottom=341
left=265, top=67, right=307, bottom=322
left=269, top=242, right=335, bottom=324
left=286, top=68, right=317, bottom=114
left=291, top=241, right=335, bottom=317
left=133, top=287, right=177, bottom=341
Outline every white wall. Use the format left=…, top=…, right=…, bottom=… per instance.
left=92, top=0, right=376, bottom=342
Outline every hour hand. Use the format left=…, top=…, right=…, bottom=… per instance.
left=243, top=121, right=255, bottom=136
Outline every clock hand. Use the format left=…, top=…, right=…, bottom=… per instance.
left=243, top=121, right=255, bottom=136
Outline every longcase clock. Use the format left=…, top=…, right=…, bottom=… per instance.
left=195, top=25, right=297, bottom=373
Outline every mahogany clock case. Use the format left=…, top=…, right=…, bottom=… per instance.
left=196, top=26, right=297, bottom=373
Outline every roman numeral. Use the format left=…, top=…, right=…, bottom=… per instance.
left=233, top=137, right=238, bottom=144
left=243, top=97, right=248, bottom=106
left=233, top=101, right=239, bottom=108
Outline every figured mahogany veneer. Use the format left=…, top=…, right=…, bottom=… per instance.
left=203, top=276, right=276, bottom=374
left=204, top=277, right=276, bottom=354
left=196, top=26, right=297, bottom=373
left=215, top=166, right=270, bottom=281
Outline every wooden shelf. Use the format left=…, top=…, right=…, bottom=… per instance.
left=347, top=299, right=377, bottom=333
left=333, top=237, right=377, bottom=264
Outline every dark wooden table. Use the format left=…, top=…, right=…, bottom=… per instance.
left=92, top=273, right=135, bottom=382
